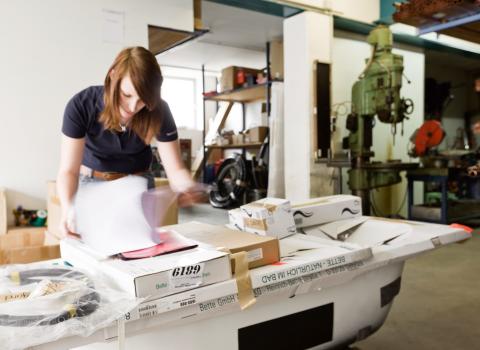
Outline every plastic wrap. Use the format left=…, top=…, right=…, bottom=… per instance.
left=0, top=263, right=141, bottom=350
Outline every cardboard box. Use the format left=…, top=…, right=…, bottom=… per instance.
left=0, top=227, right=60, bottom=265
left=103, top=283, right=241, bottom=340
left=270, top=40, right=284, bottom=80
left=0, top=187, right=6, bottom=235
left=240, top=198, right=296, bottom=239
left=220, top=66, right=262, bottom=92
left=227, top=208, right=245, bottom=231
left=163, top=221, right=280, bottom=269
left=232, top=134, right=244, bottom=145
left=244, top=126, right=268, bottom=143
left=291, top=195, right=362, bottom=228
left=60, top=238, right=232, bottom=300
left=120, top=278, right=238, bottom=323
left=47, top=180, right=62, bottom=239
left=153, top=177, right=178, bottom=226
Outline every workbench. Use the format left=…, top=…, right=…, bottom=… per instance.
left=407, top=167, right=480, bottom=224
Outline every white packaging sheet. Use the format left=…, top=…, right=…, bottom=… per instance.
left=74, top=176, right=156, bottom=256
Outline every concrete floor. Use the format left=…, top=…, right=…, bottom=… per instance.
left=180, top=205, right=480, bottom=350
left=354, top=228, right=480, bottom=350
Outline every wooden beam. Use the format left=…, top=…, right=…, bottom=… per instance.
left=192, top=102, right=234, bottom=179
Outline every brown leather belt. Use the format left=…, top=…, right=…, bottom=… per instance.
left=80, top=165, right=148, bottom=181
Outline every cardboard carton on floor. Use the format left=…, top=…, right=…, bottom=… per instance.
left=47, top=181, right=62, bottom=239
left=60, top=238, right=232, bottom=300
left=163, top=221, right=280, bottom=269
left=0, top=187, right=6, bottom=235
left=291, top=195, right=362, bottom=228
left=0, top=227, right=60, bottom=265
left=240, top=198, right=296, bottom=239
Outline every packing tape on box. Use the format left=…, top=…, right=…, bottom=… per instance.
left=244, top=202, right=278, bottom=214
left=244, top=218, right=267, bottom=231
left=230, top=251, right=256, bottom=310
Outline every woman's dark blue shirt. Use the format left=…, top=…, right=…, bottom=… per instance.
left=62, top=86, right=178, bottom=173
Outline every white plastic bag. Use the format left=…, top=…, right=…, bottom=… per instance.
left=0, top=263, right=141, bottom=350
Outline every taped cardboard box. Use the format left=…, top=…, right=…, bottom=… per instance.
left=163, top=221, right=280, bottom=269
left=0, top=227, right=60, bottom=265
left=0, top=187, right=7, bottom=235
left=60, top=238, right=232, bottom=300
left=228, top=208, right=245, bottom=231
left=47, top=181, right=62, bottom=239
left=291, top=195, right=362, bottom=228
left=240, top=198, right=296, bottom=239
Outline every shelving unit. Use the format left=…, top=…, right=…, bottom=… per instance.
left=205, top=142, right=264, bottom=149
left=203, top=83, right=268, bottom=103
left=193, top=42, right=273, bottom=182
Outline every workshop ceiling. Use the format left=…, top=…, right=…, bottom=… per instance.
left=393, top=0, right=480, bottom=44
left=156, top=1, right=283, bottom=71
left=426, top=48, right=480, bottom=70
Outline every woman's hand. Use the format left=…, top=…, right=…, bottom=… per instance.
left=156, top=140, right=209, bottom=207
left=59, top=208, right=81, bottom=239
left=177, top=183, right=209, bottom=207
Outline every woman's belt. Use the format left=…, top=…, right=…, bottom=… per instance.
left=80, top=165, right=148, bottom=181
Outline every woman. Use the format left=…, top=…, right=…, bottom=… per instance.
left=57, top=46, right=197, bottom=237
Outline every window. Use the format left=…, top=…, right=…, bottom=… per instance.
left=162, top=76, right=198, bottom=129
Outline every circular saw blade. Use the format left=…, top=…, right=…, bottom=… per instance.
left=415, top=120, right=445, bottom=156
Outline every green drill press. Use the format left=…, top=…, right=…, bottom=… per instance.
left=343, top=25, right=416, bottom=215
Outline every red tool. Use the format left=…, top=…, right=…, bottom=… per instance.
left=413, top=120, right=445, bottom=156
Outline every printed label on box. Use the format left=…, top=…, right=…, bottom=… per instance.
left=169, top=263, right=205, bottom=289
left=198, top=294, right=238, bottom=313
left=253, top=260, right=366, bottom=298
left=246, top=248, right=263, bottom=263
left=255, top=253, right=359, bottom=286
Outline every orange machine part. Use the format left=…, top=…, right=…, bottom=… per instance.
left=415, top=120, right=445, bottom=156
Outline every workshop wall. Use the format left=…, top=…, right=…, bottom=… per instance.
left=0, top=0, right=193, bottom=225
left=331, top=31, right=425, bottom=217
left=284, top=11, right=333, bottom=201
left=290, top=0, right=380, bottom=24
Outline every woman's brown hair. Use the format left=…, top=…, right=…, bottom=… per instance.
left=100, top=46, right=163, bottom=144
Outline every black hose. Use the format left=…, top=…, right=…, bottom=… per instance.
left=0, top=268, right=100, bottom=327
